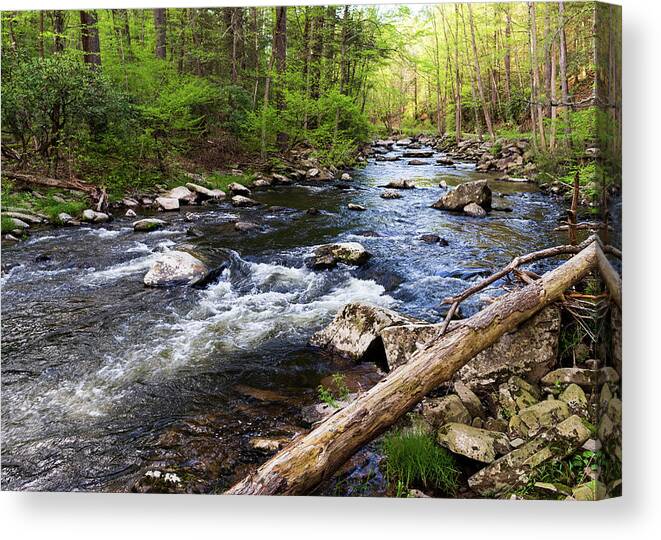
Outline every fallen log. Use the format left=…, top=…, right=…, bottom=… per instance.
left=595, top=242, right=622, bottom=309
left=226, top=239, right=599, bottom=496
left=3, top=171, right=108, bottom=211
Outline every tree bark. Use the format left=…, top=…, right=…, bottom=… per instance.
left=274, top=6, right=288, bottom=150
left=529, top=3, right=546, bottom=149
left=80, top=10, right=101, bottom=69
left=53, top=11, right=65, bottom=52
left=226, top=240, right=599, bottom=495
left=557, top=1, right=572, bottom=146
left=154, top=8, right=167, bottom=59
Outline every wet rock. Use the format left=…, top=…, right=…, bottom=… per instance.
left=468, top=415, right=591, bottom=497
left=419, top=234, right=448, bottom=246
left=234, top=221, right=259, bottom=232
left=541, top=367, right=619, bottom=388
left=186, top=182, right=226, bottom=200
left=559, top=384, right=588, bottom=417
left=454, top=381, right=485, bottom=420
left=432, top=179, right=492, bottom=211
left=384, top=179, right=415, bottom=189
left=4, top=234, right=20, bottom=241
left=407, top=159, right=428, bottom=166
left=227, top=182, right=251, bottom=196
left=122, top=198, right=139, bottom=207
left=271, top=173, right=292, bottom=185
left=309, top=302, right=419, bottom=361
left=463, top=202, right=487, bottom=217
left=125, top=209, right=137, bottom=218
left=133, top=218, right=166, bottom=232
left=306, top=207, right=321, bottom=215
left=341, top=173, right=352, bottom=181
left=439, top=180, right=448, bottom=189
left=156, top=196, right=180, bottom=211
left=422, top=395, right=471, bottom=427
left=437, top=423, right=511, bottom=463
left=252, top=179, right=272, bottom=189
left=82, top=209, right=109, bottom=223
left=144, top=251, right=209, bottom=287
left=379, top=306, right=560, bottom=381
left=308, top=242, right=371, bottom=270
left=403, top=151, right=434, bottom=158
left=381, top=190, right=402, bottom=200
left=355, top=230, right=381, bottom=237
left=57, top=212, right=75, bottom=224
left=437, top=158, right=454, bottom=166
left=231, top=195, right=260, bottom=207
left=508, top=400, right=570, bottom=439
left=347, top=203, right=367, bottom=211
left=2, top=211, right=45, bottom=224
left=165, top=186, right=197, bottom=204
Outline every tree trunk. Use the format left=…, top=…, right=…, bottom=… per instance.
left=80, top=10, right=101, bottom=69
left=274, top=6, right=288, bottom=150
left=467, top=5, right=494, bottom=140
left=226, top=241, right=599, bottom=495
left=529, top=3, right=546, bottom=150
left=558, top=2, right=572, bottom=146
left=504, top=7, right=512, bottom=106
left=154, top=8, right=167, bottom=59
left=53, top=11, right=65, bottom=52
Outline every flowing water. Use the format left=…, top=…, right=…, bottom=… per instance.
left=1, top=143, right=567, bottom=492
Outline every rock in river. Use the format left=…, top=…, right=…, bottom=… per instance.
left=347, top=203, right=367, bottom=211
left=231, top=195, right=260, bottom=207
left=308, top=242, right=371, bottom=270
left=384, top=179, right=415, bottom=189
left=156, top=196, right=180, bottom=211
left=463, top=202, right=487, bottom=217
left=144, top=251, right=209, bottom=287
left=186, top=182, right=226, bottom=200
left=82, top=209, right=110, bottom=223
left=381, top=190, right=402, bottom=200
left=227, top=182, right=251, bottom=196
left=432, top=179, right=492, bottom=211
left=165, top=186, right=197, bottom=204
left=133, top=218, right=166, bottom=232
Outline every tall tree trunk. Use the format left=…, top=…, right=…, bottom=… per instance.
left=467, top=4, right=494, bottom=139
left=274, top=6, right=288, bottom=150
left=80, top=10, right=101, bottom=69
left=504, top=6, right=512, bottom=106
left=453, top=5, right=462, bottom=141
left=154, top=8, right=167, bottom=59
left=529, top=3, right=546, bottom=149
left=550, top=35, right=557, bottom=150
left=558, top=1, right=572, bottom=146
left=39, top=12, right=45, bottom=58
left=53, top=10, right=65, bottom=52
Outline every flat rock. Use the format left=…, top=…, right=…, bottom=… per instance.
left=347, top=203, right=366, bottom=211
left=381, top=190, right=402, bottom=199
left=186, top=183, right=226, bottom=199
left=234, top=221, right=259, bottom=232
left=384, top=179, right=415, bottom=189
left=541, top=367, right=620, bottom=387
left=432, top=179, right=492, bottom=211
left=165, top=186, right=197, bottom=204
left=402, top=150, right=434, bottom=158
left=133, top=218, right=166, bottom=232
left=309, top=302, right=419, bottom=362
left=454, top=381, right=485, bottom=420
left=231, top=195, right=260, bottom=207
left=407, top=159, right=428, bottom=166
left=437, top=423, right=511, bottom=463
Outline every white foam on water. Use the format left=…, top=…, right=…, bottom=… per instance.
left=85, top=240, right=175, bottom=284
left=35, top=255, right=393, bottom=418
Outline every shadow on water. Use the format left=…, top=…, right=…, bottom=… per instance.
left=1, top=143, right=567, bottom=492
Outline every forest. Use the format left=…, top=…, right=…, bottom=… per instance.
left=1, top=3, right=621, bottom=500
left=1, top=2, right=620, bottom=214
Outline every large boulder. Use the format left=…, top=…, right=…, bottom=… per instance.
left=468, top=415, right=591, bottom=497
left=437, top=423, right=511, bottom=463
left=379, top=306, right=560, bottom=389
left=432, top=179, right=492, bottom=211
left=308, top=242, right=372, bottom=270
left=144, top=251, right=209, bottom=287
left=309, top=302, right=419, bottom=362
left=227, top=182, right=251, bottom=196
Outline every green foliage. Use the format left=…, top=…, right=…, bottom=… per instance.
left=330, top=373, right=350, bottom=401
left=203, top=173, right=254, bottom=192
left=381, top=428, right=459, bottom=496
left=1, top=52, right=131, bottom=164
left=317, top=372, right=351, bottom=409
left=317, top=385, right=339, bottom=409
left=1, top=216, right=17, bottom=233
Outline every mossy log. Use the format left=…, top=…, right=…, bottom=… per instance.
left=226, top=240, right=600, bottom=496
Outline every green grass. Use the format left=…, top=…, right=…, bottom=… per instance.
left=1, top=183, right=88, bottom=223
left=381, top=428, right=459, bottom=496
left=202, top=172, right=255, bottom=192
left=1, top=215, right=18, bottom=233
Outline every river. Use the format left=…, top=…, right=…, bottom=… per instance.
left=1, top=141, right=566, bottom=492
